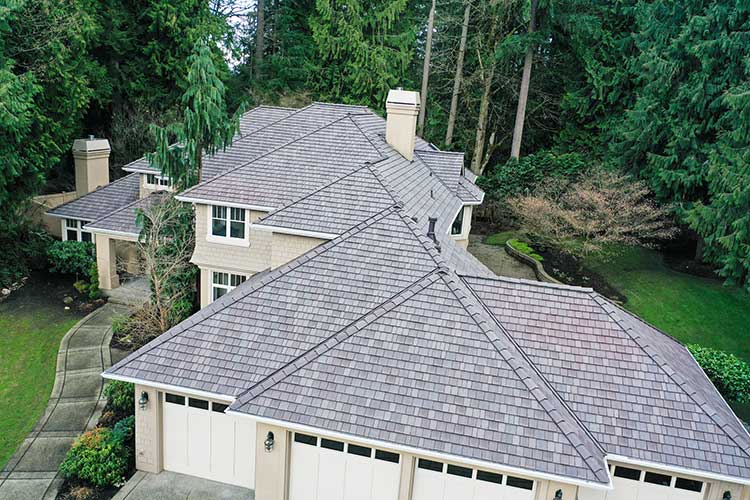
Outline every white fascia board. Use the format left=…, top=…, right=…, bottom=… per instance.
left=46, top=213, right=93, bottom=222
left=463, top=199, right=483, bottom=206
left=174, top=194, right=274, bottom=212
left=607, top=454, right=750, bottom=486
left=250, top=223, right=338, bottom=240
left=225, top=412, right=613, bottom=490
left=122, top=166, right=158, bottom=174
left=101, top=372, right=235, bottom=403
left=83, top=226, right=138, bottom=239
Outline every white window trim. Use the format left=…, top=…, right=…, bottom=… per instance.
left=210, top=269, right=248, bottom=303
left=144, top=173, right=174, bottom=191
left=62, top=218, right=93, bottom=242
left=206, top=205, right=250, bottom=247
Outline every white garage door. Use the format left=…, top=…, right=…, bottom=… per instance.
left=607, top=465, right=705, bottom=500
left=162, top=392, right=256, bottom=488
left=412, top=458, right=535, bottom=500
left=288, top=432, right=401, bottom=500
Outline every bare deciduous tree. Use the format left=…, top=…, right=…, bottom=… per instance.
left=137, top=195, right=197, bottom=333
left=509, top=168, right=677, bottom=259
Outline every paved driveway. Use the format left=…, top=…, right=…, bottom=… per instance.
left=0, top=303, right=129, bottom=500
left=114, top=471, right=253, bottom=500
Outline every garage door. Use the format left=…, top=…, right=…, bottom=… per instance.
left=162, top=392, right=256, bottom=488
left=412, top=458, right=535, bottom=500
left=288, top=432, right=401, bottom=500
left=607, top=465, right=705, bottom=500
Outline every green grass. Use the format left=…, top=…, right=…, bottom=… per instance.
left=0, top=278, right=83, bottom=470
left=508, top=239, right=544, bottom=262
left=484, top=231, right=519, bottom=246
left=587, top=247, right=750, bottom=362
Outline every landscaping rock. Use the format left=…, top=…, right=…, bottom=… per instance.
left=63, top=296, right=74, bottom=305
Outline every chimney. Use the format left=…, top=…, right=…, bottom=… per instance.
left=386, top=88, right=420, bottom=160
left=72, top=136, right=110, bottom=198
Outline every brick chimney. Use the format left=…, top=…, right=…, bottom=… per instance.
left=386, top=89, right=420, bottom=161
left=72, top=136, right=110, bottom=198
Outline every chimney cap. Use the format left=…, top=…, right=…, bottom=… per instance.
left=386, top=89, right=420, bottom=107
left=72, top=137, right=111, bottom=154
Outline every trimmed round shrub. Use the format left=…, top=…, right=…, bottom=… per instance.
left=59, top=427, right=130, bottom=487
left=688, top=344, right=750, bottom=404
left=47, top=240, right=94, bottom=276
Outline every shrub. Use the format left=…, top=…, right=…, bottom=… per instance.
left=111, top=305, right=164, bottom=350
left=111, top=415, right=135, bottom=443
left=0, top=217, right=52, bottom=287
left=103, top=381, right=134, bottom=416
left=508, top=239, right=544, bottom=262
left=47, top=241, right=94, bottom=277
left=478, top=151, right=589, bottom=201
left=688, top=345, right=750, bottom=404
left=59, top=427, right=130, bottom=488
left=87, top=261, right=101, bottom=300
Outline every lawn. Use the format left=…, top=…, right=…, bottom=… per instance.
left=0, top=273, right=84, bottom=470
left=587, top=247, right=750, bottom=362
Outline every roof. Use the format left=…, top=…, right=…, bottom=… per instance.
left=107, top=206, right=609, bottom=486
left=464, top=275, right=750, bottom=481
left=47, top=173, right=140, bottom=222
left=84, top=192, right=167, bottom=237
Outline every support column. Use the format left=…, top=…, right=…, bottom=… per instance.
left=96, top=234, right=119, bottom=290
left=398, top=453, right=415, bottom=500
left=707, top=481, right=746, bottom=500
left=255, top=423, right=289, bottom=500
left=134, top=384, right=163, bottom=473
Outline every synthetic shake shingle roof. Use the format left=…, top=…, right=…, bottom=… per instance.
left=84, top=192, right=167, bottom=236
left=107, top=206, right=609, bottom=485
left=47, top=173, right=140, bottom=222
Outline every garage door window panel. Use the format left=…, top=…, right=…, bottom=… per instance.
left=188, top=398, right=209, bottom=410
left=321, top=438, right=345, bottom=451
left=294, top=433, right=318, bottom=446
left=643, top=472, right=672, bottom=486
left=675, top=478, right=703, bottom=492
left=211, top=402, right=228, bottom=413
left=348, top=443, right=372, bottom=457
left=374, top=449, right=399, bottom=463
left=418, top=459, right=444, bottom=472
left=476, top=470, right=503, bottom=484
left=613, top=466, right=641, bottom=481
left=165, top=393, right=185, bottom=405
left=447, top=464, right=472, bottom=478
left=506, top=476, right=534, bottom=490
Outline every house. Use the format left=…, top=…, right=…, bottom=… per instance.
left=52, top=90, right=750, bottom=499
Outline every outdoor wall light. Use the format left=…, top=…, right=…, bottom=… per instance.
left=554, top=490, right=563, bottom=500
left=264, top=431, right=275, bottom=452
left=723, top=492, right=732, bottom=500
left=138, top=391, right=149, bottom=410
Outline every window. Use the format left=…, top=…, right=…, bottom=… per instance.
left=321, top=439, right=345, bottom=452
left=294, top=433, right=317, bottom=446
left=447, top=464, right=472, bottom=478
left=347, top=444, right=372, bottom=457
left=613, top=466, right=642, bottom=481
left=63, top=219, right=92, bottom=242
left=417, top=459, right=443, bottom=472
left=374, top=450, right=399, bottom=463
left=675, top=478, right=703, bottom=492
left=188, top=398, right=209, bottom=410
left=212, top=402, right=229, bottom=413
left=643, top=472, right=672, bottom=487
left=145, top=173, right=172, bottom=189
left=165, top=393, right=185, bottom=405
left=476, top=470, right=503, bottom=484
left=506, top=476, right=534, bottom=490
left=211, top=271, right=247, bottom=301
left=211, top=205, right=246, bottom=240
left=451, top=207, right=465, bottom=235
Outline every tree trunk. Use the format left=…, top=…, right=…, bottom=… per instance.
left=510, top=0, right=539, bottom=160
left=471, top=1, right=499, bottom=175
left=445, top=2, right=470, bottom=147
left=254, top=0, right=265, bottom=77
left=418, top=0, right=436, bottom=136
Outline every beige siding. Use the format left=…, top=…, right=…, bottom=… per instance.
left=271, top=232, right=327, bottom=269
left=451, top=204, right=473, bottom=248
left=134, top=384, right=163, bottom=473
left=29, top=191, right=78, bottom=238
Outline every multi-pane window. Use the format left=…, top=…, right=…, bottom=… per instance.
left=451, top=207, right=465, bottom=235
left=212, top=271, right=247, bottom=301
left=64, top=219, right=92, bottom=242
left=145, top=173, right=172, bottom=189
left=211, top=206, right=246, bottom=240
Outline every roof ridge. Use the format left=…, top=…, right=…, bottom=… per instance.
left=231, top=271, right=444, bottom=407
left=106, top=206, right=404, bottom=374
left=48, top=172, right=139, bottom=217
left=590, top=293, right=750, bottom=457
left=179, top=113, right=354, bottom=200
left=85, top=191, right=166, bottom=230
left=451, top=274, right=610, bottom=484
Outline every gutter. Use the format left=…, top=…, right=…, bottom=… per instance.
left=101, top=372, right=235, bottom=403
left=174, top=194, right=275, bottom=212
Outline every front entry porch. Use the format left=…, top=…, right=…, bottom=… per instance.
left=95, top=234, right=141, bottom=291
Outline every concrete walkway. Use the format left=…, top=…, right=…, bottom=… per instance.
left=467, top=235, right=537, bottom=281
left=104, top=277, right=149, bottom=307
left=0, top=303, right=130, bottom=500
left=113, top=471, right=253, bottom=500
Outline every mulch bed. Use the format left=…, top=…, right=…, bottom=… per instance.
left=536, top=248, right=627, bottom=303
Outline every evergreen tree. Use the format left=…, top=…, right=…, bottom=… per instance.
left=309, top=0, right=418, bottom=110
left=148, top=39, right=245, bottom=189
